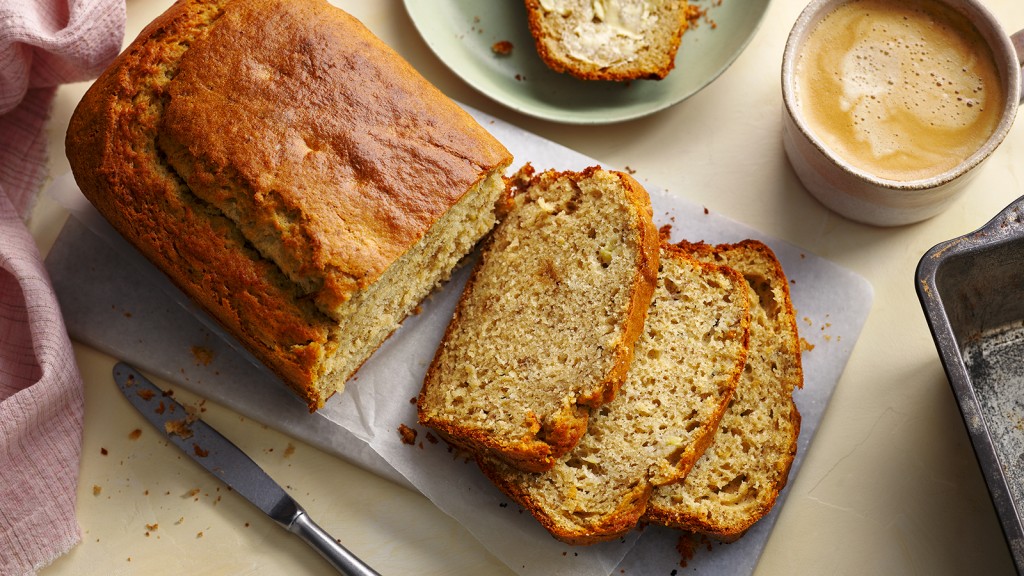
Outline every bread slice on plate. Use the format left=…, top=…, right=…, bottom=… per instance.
left=477, top=243, right=751, bottom=544
left=417, top=165, right=660, bottom=473
left=65, top=0, right=512, bottom=410
left=523, top=0, right=693, bottom=80
left=643, top=240, right=804, bottom=541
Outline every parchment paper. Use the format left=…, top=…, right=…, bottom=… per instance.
left=45, top=106, right=873, bottom=576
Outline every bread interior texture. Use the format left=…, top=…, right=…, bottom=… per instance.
left=419, top=167, right=659, bottom=471
left=479, top=246, right=750, bottom=544
left=439, top=176, right=640, bottom=422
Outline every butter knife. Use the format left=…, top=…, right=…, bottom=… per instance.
left=113, top=362, right=380, bottom=576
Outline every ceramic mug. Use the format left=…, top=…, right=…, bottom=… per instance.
left=781, top=0, right=1024, bottom=227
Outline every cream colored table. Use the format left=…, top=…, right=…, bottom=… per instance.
left=31, top=0, right=1023, bottom=574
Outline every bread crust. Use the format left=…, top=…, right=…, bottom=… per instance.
left=66, top=0, right=511, bottom=409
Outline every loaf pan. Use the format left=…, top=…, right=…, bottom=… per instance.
left=917, top=195, right=1024, bottom=573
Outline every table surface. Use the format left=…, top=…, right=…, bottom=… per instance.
left=30, top=0, right=1024, bottom=574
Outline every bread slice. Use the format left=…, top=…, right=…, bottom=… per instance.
left=643, top=240, right=804, bottom=541
left=477, top=243, right=751, bottom=544
left=417, top=165, right=660, bottom=473
left=65, top=0, right=512, bottom=410
left=523, top=0, right=692, bottom=81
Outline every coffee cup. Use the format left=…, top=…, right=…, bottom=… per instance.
left=781, top=0, right=1024, bottom=227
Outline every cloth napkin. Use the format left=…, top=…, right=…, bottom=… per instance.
left=0, top=0, right=124, bottom=574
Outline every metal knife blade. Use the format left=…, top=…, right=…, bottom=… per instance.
left=113, top=362, right=380, bottom=576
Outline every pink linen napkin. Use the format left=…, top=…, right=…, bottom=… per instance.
left=0, top=0, right=124, bottom=574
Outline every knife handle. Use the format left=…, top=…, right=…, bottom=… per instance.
left=288, top=510, right=381, bottom=576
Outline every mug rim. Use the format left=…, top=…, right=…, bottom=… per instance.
left=781, top=0, right=1022, bottom=192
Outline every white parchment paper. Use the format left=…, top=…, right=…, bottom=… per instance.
left=45, top=106, right=873, bottom=576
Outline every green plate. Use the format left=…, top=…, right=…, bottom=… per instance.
left=403, top=0, right=771, bottom=124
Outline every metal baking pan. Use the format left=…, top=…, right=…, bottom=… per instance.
left=917, top=195, right=1024, bottom=574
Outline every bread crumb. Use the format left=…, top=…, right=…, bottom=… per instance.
left=491, top=40, right=513, bottom=55
left=165, top=419, right=194, bottom=440
left=92, top=485, right=102, bottom=496
left=191, top=345, right=215, bottom=366
left=193, top=443, right=209, bottom=457
left=166, top=403, right=201, bottom=439
left=136, top=388, right=155, bottom=401
left=284, top=443, right=296, bottom=458
left=128, top=428, right=142, bottom=440
left=196, top=531, right=204, bottom=538
left=800, top=337, right=815, bottom=351
left=184, top=488, right=201, bottom=499
left=672, top=529, right=715, bottom=565
left=100, top=447, right=108, bottom=456
left=684, top=3, right=711, bottom=29
left=398, top=424, right=418, bottom=445
left=676, top=534, right=696, bottom=567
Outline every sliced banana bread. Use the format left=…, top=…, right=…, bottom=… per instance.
left=644, top=240, right=804, bottom=541
left=477, top=243, right=751, bottom=544
left=417, top=165, right=660, bottom=473
left=523, top=0, right=692, bottom=81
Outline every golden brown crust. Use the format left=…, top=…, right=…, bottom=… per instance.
left=66, top=0, right=511, bottom=410
left=158, top=0, right=511, bottom=314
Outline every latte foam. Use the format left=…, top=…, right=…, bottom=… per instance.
left=795, top=0, right=1004, bottom=182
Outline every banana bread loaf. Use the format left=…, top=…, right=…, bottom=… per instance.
left=66, top=0, right=512, bottom=410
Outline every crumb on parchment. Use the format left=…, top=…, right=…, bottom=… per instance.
left=398, top=424, right=418, bottom=445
